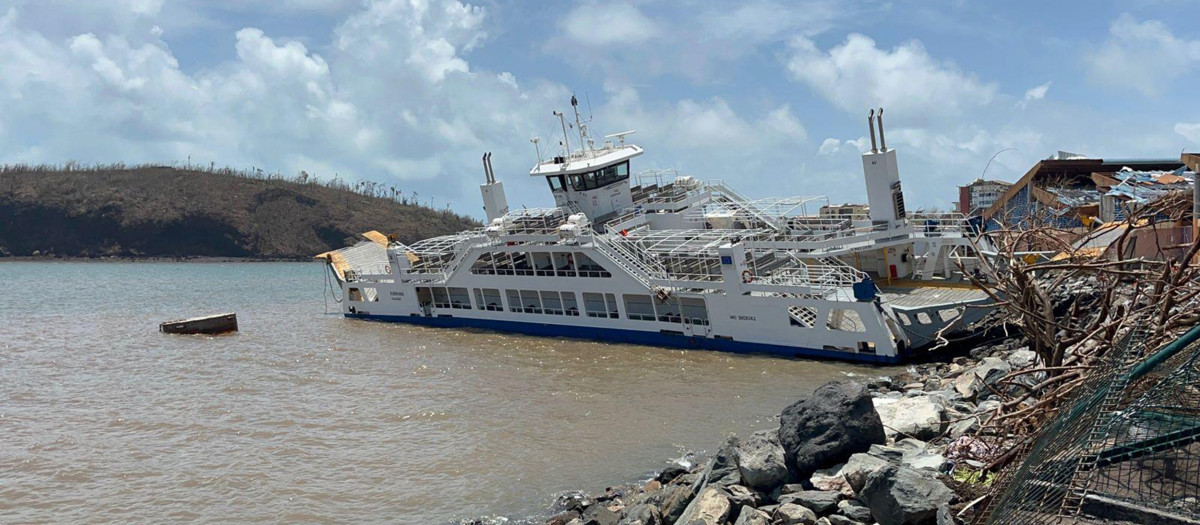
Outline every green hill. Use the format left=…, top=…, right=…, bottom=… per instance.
left=0, top=164, right=480, bottom=259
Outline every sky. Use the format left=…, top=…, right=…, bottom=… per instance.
left=1, top=0, right=1198, bottom=218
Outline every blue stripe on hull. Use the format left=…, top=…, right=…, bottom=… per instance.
left=347, top=313, right=902, bottom=364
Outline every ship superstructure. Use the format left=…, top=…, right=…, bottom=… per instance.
left=321, top=102, right=989, bottom=363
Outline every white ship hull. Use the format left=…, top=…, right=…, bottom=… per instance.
left=322, top=104, right=992, bottom=364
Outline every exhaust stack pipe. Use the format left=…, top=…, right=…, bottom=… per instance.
left=482, top=153, right=490, bottom=183
left=867, top=109, right=878, bottom=153
left=877, top=107, right=887, bottom=151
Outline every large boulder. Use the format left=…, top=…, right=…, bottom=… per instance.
left=734, top=429, right=789, bottom=491
left=658, top=485, right=694, bottom=524
left=777, top=490, right=841, bottom=514
left=778, top=381, right=886, bottom=477
left=705, top=438, right=744, bottom=487
left=837, top=499, right=873, bottom=522
left=617, top=503, right=660, bottom=525
left=860, top=465, right=953, bottom=525
left=732, top=506, right=771, bottom=525
left=872, top=396, right=946, bottom=441
left=773, top=503, right=818, bottom=525
left=581, top=504, right=620, bottom=525
left=673, top=486, right=730, bottom=525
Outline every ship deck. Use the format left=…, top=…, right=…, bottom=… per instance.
left=879, top=284, right=990, bottom=309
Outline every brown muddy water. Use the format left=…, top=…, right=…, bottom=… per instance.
left=0, top=262, right=896, bottom=523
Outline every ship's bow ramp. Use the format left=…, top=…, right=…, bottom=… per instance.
left=880, top=285, right=992, bottom=348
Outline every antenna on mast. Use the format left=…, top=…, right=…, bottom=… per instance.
left=531, top=137, right=543, bottom=163
left=570, top=95, right=593, bottom=151
left=553, top=110, right=570, bottom=156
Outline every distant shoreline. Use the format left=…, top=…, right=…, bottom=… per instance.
left=0, top=255, right=316, bottom=263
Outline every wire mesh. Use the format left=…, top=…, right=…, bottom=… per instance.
left=982, top=327, right=1200, bottom=524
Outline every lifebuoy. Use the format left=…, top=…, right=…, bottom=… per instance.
left=384, top=265, right=391, bottom=273
left=741, top=269, right=754, bottom=283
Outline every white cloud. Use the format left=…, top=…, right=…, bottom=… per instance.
left=549, top=0, right=866, bottom=84
left=560, top=3, right=658, bottom=46
left=1177, top=123, right=1200, bottom=144
left=786, top=34, right=997, bottom=123
left=1023, top=81, right=1050, bottom=102
left=818, top=138, right=840, bottom=155
left=1084, top=14, right=1200, bottom=97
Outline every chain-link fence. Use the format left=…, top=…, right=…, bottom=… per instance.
left=980, top=325, right=1200, bottom=524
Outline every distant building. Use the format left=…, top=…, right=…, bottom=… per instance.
left=982, top=152, right=1188, bottom=229
left=958, top=178, right=1012, bottom=216
left=819, top=203, right=868, bottom=219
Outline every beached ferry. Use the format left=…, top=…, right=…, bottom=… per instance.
left=319, top=101, right=990, bottom=363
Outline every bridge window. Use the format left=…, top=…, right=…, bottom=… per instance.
left=568, top=161, right=631, bottom=191
left=547, top=175, right=567, bottom=192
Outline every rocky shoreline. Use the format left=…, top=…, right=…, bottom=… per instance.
left=477, top=335, right=1040, bottom=525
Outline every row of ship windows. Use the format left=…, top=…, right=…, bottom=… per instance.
left=415, top=286, right=711, bottom=326
left=470, top=251, right=611, bottom=278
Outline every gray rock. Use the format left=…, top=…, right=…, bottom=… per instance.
left=581, top=504, right=619, bottom=525
left=867, top=443, right=906, bottom=461
left=778, top=490, right=841, bottom=514
left=773, top=502, right=818, bottom=525
left=947, top=414, right=981, bottom=440
left=724, top=484, right=759, bottom=510
left=779, top=381, right=886, bottom=478
left=900, top=447, right=946, bottom=472
left=837, top=499, right=873, bottom=522
left=825, top=515, right=859, bottom=525
left=953, top=371, right=983, bottom=400
left=674, top=486, right=730, bottom=525
left=872, top=396, right=946, bottom=441
left=732, top=506, right=771, bottom=525
left=656, top=464, right=688, bottom=484
left=734, top=429, right=789, bottom=491
left=841, top=453, right=891, bottom=493
left=1006, top=348, right=1037, bottom=368
left=705, top=438, right=743, bottom=487
left=976, top=357, right=1012, bottom=385
left=860, top=465, right=953, bottom=525
left=547, top=510, right=581, bottom=525
left=809, top=463, right=853, bottom=496
left=816, top=518, right=833, bottom=525
left=617, top=503, right=660, bottom=525
left=768, top=483, right=806, bottom=503
left=658, top=485, right=694, bottom=524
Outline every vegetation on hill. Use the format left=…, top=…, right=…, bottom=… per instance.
left=0, top=163, right=480, bottom=259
